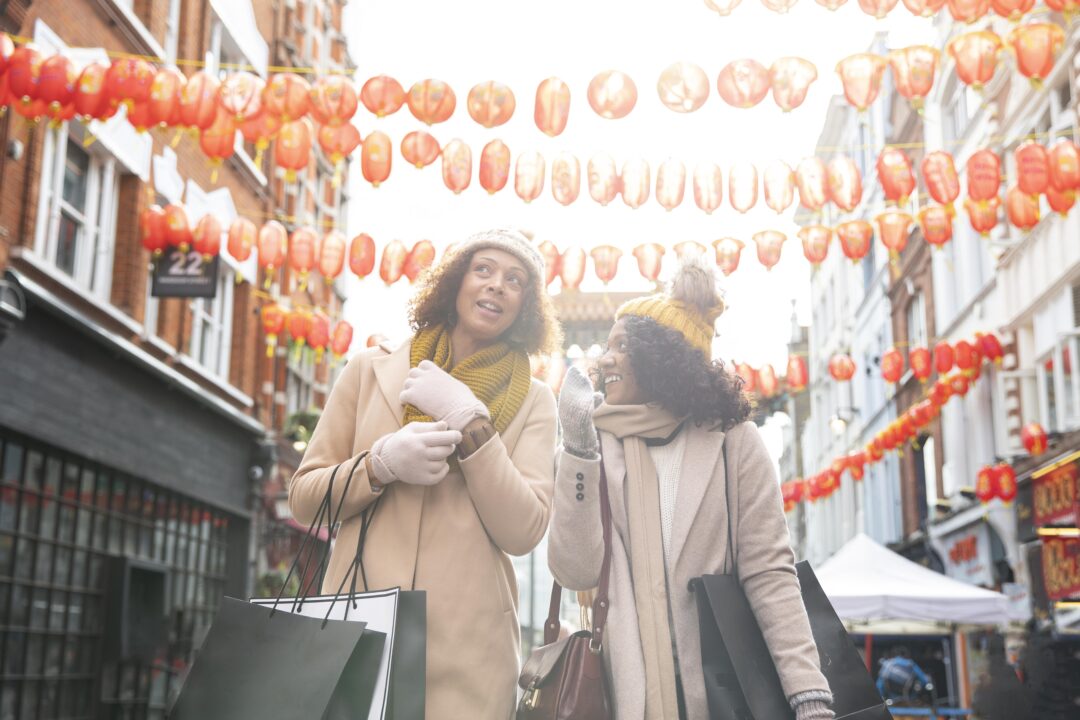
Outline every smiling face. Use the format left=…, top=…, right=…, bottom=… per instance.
left=599, top=317, right=650, bottom=405
left=452, top=247, right=529, bottom=349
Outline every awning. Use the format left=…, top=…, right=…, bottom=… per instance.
left=209, top=0, right=269, bottom=76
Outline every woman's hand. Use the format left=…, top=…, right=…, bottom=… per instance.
left=370, top=421, right=463, bottom=486
left=558, top=366, right=602, bottom=458
left=399, top=360, right=491, bottom=433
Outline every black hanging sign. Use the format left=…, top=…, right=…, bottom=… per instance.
left=151, top=250, right=219, bottom=298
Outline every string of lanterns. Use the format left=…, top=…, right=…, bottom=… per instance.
left=703, top=0, right=1076, bottom=21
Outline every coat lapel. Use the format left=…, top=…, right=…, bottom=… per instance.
left=669, top=424, right=724, bottom=569
left=371, top=340, right=410, bottom=426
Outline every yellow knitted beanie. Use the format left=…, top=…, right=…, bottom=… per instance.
left=615, top=257, right=725, bottom=358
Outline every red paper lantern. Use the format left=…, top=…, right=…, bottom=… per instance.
left=258, top=221, right=287, bottom=279
left=866, top=439, right=885, bottom=462
left=139, top=204, right=168, bottom=256
left=534, top=77, right=571, bottom=136
left=633, top=243, right=665, bottom=283
left=219, top=72, right=264, bottom=124
left=238, top=110, right=280, bottom=168
left=349, top=233, right=376, bottom=279
left=919, top=205, right=954, bottom=249
left=553, top=152, right=582, bottom=206
left=977, top=332, right=1004, bottom=364
left=1049, top=139, right=1080, bottom=192
left=858, top=0, right=899, bottom=16
left=836, top=220, right=873, bottom=262
left=1015, top=141, right=1050, bottom=197
left=263, top=73, right=311, bottom=123
left=38, top=54, right=77, bottom=112
left=949, top=373, right=971, bottom=397
left=888, top=46, right=939, bottom=110
left=163, top=204, right=193, bottom=252
left=286, top=309, right=312, bottom=349
left=910, top=346, right=932, bottom=382
left=176, top=71, right=219, bottom=133
left=441, top=139, right=473, bottom=194
left=902, top=0, right=946, bottom=15
left=752, top=231, right=785, bottom=271
left=274, top=119, right=313, bottom=183
left=104, top=56, right=154, bottom=108
left=360, top=75, right=405, bottom=117
left=762, top=0, right=799, bottom=11
left=318, top=231, right=346, bottom=282
left=848, top=452, right=867, bottom=481
left=330, top=321, right=353, bottom=359
left=380, top=239, right=408, bottom=285
left=757, top=365, right=780, bottom=398
left=714, top=238, right=746, bottom=276
left=591, top=245, right=623, bottom=285
left=705, top=0, right=744, bottom=14
left=769, top=57, right=817, bottom=112
left=192, top=214, right=222, bottom=261
left=620, top=158, right=650, bottom=209
left=947, top=31, right=1003, bottom=91
left=479, top=140, right=511, bottom=194
left=587, top=70, right=637, bottom=119
left=735, top=363, right=757, bottom=393
left=729, top=162, right=758, bottom=214
left=826, top=155, right=863, bottom=212
left=559, top=247, right=587, bottom=290
left=716, top=59, right=770, bottom=108
left=922, top=151, right=960, bottom=209
left=799, top=226, right=832, bottom=266
left=467, top=80, right=515, bottom=128
left=995, top=464, right=1017, bottom=503
left=1044, top=0, right=1080, bottom=15
left=538, top=241, right=562, bottom=287
left=308, top=74, right=358, bottom=127
left=317, top=122, right=362, bottom=181
left=287, top=226, right=318, bottom=288
left=947, top=0, right=990, bottom=21
left=1047, top=186, right=1076, bottom=216
left=515, top=151, right=545, bottom=203
left=933, top=342, right=955, bottom=375
left=674, top=242, right=707, bottom=261
left=588, top=153, right=619, bottom=206
left=656, top=159, right=686, bottom=211
left=796, top=157, right=829, bottom=212
left=401, top=131, right=440, bottom=169
left=7, top=45, right=43, bottom=105
left=975, top=466, right=996, bottom=503
left=966, top=149, right=1002, bottom=202
left=882, top=347, right=905, bottom=383
left=876, top=211, right=913, bottom=259
left=403, top=240, right=436, bottom=283
left=261, top=303, right=286, bottom=357
left=308, top=313, right=330, bottom=363
left=199, top=109, right=237, bottom=181
left=657, top=61, right=710, bottom=113
left=1005, top=24, right=1066, bottom=86
left=360, top=130, right=392, bottom=188
left=829, top=353, right=856, bottom=382
left=145, top=67, right=184, bottom=128
left=964, top=196, right=1001, bottom=236
left=786, top=355, right=809, bottom=393
left=953, top=339, right=978, bottom=372
left=764, top=160, right=795, bottom=214
left=1006, top=185, right=1040, bottom=231
left=991, top=0, right=1034, bottom=18
left=877, top=148, right=916, bottom=205
left=407, top=78, right=456, bottom=125
left=1020, top=422, right=1048, bottom=455
left=227, top=217, right=256, bottom=264
left=836, top=54, right=888, bottom=111
left=694, top=163, right=724, bottom=215
left=73, top=63, right=114, bottom=120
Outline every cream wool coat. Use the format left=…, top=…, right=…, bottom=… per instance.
left=290, top=341, right=557, bottom=720
left=548, top=421, right=828, bottom=720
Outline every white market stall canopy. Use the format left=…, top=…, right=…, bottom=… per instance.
left=816, top=533, right=1024, bottom=632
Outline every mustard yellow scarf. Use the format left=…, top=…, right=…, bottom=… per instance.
left=402, top=324, right=532, bottom=434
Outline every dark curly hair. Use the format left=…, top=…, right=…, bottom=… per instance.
left=407, top=245, right=563, bottom=355
left=615, top=315, right=752, bottom=428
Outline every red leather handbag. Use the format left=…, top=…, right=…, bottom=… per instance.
left=516, top=458, right=614, bottom=719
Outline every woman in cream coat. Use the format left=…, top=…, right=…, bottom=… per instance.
left=549, top=258, right=833, bottom=720
left=291, top=229, right=561, bottom=719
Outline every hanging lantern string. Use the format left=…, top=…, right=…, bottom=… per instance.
left=249, top=286, right=344, bottom=319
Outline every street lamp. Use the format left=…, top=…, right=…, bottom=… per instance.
left=829, top=408, right=859, bottom=436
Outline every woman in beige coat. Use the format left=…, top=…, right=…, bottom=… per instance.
left=291, top=229, right=561, bottom=719
left=548, top=258, right=833, bottom=720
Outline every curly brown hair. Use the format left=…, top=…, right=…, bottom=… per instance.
left=613, top=315, right=752, bottom=428
left=407, top=246, right=563, bottom=355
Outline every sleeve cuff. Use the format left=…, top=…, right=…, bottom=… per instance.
left=789, top=689, right=834, bottom=708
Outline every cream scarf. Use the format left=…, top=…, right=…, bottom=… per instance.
left=592, top=401, right=685, bottom=720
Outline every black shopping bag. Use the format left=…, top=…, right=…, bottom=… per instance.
left=167, top=597, right=385, bottom=720
left=692, top=562, right=890, bottom=720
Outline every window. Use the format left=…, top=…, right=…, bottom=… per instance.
left=1038, top=332, right=1080, bottom=434
left=188, top=268, right=234, bottom=379
left=907, top=292, right=927, bottom=347
left=164, top=0, right=182, bottom=63
left=286, top=348, right=316, bottom=416
left=34, top=126, right=119, bottom=301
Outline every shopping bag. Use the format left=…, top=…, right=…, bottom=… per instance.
left=167, top=596, right=385, bottom=720
left=692, top=562, right=891, bottom=720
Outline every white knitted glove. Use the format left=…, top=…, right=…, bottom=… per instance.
left=370, top=421, right=462, bottom=487
left=558, top=366, right=602, bottom=459
left=791, top=690, right=835, bottom=720
left=399, top=360, right=490, bottom=433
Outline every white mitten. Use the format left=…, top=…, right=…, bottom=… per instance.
left=370, top=421, right=462, bottom=487
left=399, top=360, right=491, bottom=432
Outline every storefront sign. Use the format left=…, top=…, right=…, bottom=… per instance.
left=1034, top=462, right=1079, bottom=527
left=151, top=252, right=219, bottom=298
left=1042, top=536, right=1080, bottom=601
left=941, top=522, right=994, bottom=586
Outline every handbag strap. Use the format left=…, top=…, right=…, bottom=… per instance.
left=543, top=442, right=614, bottom=650
left=722, top=440, right=735, bottom=575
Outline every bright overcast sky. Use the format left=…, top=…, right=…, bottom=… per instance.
left=340, top=0, right=931, bottom=372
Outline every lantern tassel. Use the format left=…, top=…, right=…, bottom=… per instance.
left=264, top=274, right=273, bottom=290
left=82, top=133, right=98, bottom=148
left=235, top=273, right=244, bottom=285
left=170, top=129, right=185, bottom=148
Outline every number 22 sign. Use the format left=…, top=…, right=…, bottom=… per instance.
left=151, top=249, right=220, bottom=298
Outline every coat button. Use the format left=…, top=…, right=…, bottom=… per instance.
left=576, top=483, right=584, bottom=491
left=576, top=472, right=584, bottom=481
left=576, top=493, right=584, bottom=501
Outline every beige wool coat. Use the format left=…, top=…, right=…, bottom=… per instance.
left=548, top=421, right=828, bottom=720
left=290, top=340, right=557, bottom=720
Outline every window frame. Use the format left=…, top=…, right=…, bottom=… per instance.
left=187, top=266, right=235, bottom=380
left=285, top=347, right=317, bottom=417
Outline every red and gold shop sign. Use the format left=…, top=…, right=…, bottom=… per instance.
left=1034, top=461, right=1079, bottom=527
left=1042, top=536, right=1080, bottom=601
